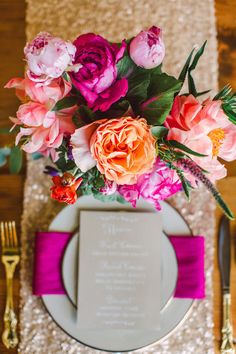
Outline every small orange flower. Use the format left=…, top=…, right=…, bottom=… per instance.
left=51, top=173, right=82, bottom=204
left=90, top=117, right=156, bottom=185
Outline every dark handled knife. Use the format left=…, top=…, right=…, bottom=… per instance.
left=218, top=215, right=235, bottom=354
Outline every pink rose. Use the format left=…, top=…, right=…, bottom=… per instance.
left=165, top=95, right=236, bottom=183
left=24, top=32, right=76, bottom=84
left=69, top=33, right=128, bottom=112
left=118, top=158, right=182, bottom=210
left=129, top=26, right=165, bottom=69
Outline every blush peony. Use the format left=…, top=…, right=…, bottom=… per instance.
left=6, top=74, right=75, bottom=159
left=129, top=26, right=165, bottom=69
left=24, top=32, right=76, bottom=84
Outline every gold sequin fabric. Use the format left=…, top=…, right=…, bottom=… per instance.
left=20, top=0, right=218, bottom=352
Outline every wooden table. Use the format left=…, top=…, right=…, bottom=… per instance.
left=0, top=0, right=236, bottom=353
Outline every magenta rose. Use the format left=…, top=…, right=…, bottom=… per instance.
left=70, top=33, right=128, bottom=112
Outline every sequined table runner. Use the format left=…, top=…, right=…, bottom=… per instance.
left=20, top=1, right=218, bottom=352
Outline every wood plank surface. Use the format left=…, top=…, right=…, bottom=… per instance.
left=214, top=177, right=236, bottom=353
left=0, top=0, right=235, bottom=353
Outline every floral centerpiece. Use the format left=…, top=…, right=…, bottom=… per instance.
left=5, top=27, right=236, bottom=218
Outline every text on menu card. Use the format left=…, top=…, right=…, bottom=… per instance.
left=77, top=211, right=162, bottom=331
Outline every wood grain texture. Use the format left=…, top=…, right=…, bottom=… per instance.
left=0, top=0, right=235, bottom=353
left=0, top=175, right=24, bottom=354
left=214, top=177, right=236, bottom=353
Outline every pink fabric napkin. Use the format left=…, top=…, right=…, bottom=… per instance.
left=33, top=232, right=205, bottom=299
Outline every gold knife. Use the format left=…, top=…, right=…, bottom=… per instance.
left=218, top=215, right=235, bottom=354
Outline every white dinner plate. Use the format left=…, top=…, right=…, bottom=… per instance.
left=62, top=231, right=177, bottom=311
left=42, top=195, right=193, bottom=352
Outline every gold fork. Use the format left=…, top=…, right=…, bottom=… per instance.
left=1, top=221, right=20, bottom=349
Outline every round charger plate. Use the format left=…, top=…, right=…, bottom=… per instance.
left=42, top=195, right=193, bottom=352
left=62, top=231, right=177, bottom=312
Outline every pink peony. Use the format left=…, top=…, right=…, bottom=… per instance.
left=69, top=33, right=128, bottom=112
left=5, top=76, right=72, bottom=106
left=129, top=26, right=165, bottom=69
left=6, top=74, right=76, bottom=159
left=24, top=32, right=76, bottom=84
left=165, top=95, right=236, bottom=183
left=15, top=107, right=76, bottom=158
left=118, top=158, right=182, bottom=210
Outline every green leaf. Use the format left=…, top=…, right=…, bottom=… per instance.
left=62, top=72, right=71, bottom=82
left=189, top=41, right=207, bottom=71
left=188, top=72, right=197, bottom=96
left=141, top=73, right=182, bottom=125
left=195, top=89, right=211, bottom=97
left=177, top=170, right=191, bottom=199
left=178, top=48, right=195, bottom=83
left=167, top=140, right=207, bottom=157
left=117, top=54, right=136, bottom=78
left=187, top=41, right=207, bottom=97
left=127, top=70, right=151, bottom=102
left=148, top=73, right=182, bottom=97
left=9, top=146, right=22, bottom=174
left=78, top=105, right=97, bottom=123
left=151, top=126, right=168, bottom=139
left=51, top=96, right=77, bottom=111
left=223, top=105, right=236, bottom=125
left=0, top=148, right=11, bottom=167
left=214, top=84, right=232, bottom=101
left=96, top=100, right=132, bottom=119
left=142, top=91, right=175, bottom=125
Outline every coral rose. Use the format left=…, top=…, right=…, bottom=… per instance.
left=90, top=117, right=156, bottom=185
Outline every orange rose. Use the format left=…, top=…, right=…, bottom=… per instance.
left=90, top=117, right=156, bottom=185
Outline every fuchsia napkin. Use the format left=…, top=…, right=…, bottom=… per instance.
left=33, top=232, right=205, bottom=299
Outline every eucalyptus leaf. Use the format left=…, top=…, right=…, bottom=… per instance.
left=31, top=152, right=43, bottom=160
left=0, top=147, right=11, bottom=167
left=9, top=146, right=22, bottom=174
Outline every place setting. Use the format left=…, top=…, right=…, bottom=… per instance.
left=33, top=197, right=200, bottom=352
left=1, top=1, right=236, bottom=352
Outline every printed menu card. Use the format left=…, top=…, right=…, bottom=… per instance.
left=77, top=211, right=162, bottom=331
